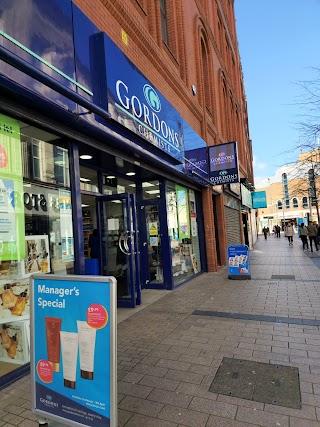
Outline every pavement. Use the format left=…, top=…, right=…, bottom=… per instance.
left=2, top=232, right=320, bottom=427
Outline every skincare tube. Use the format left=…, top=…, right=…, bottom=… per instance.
left=45, top=317, right=62, bottom=372
left=77, top=321, right=96, bottom=380
left=60, top=332, right=78, bottom=389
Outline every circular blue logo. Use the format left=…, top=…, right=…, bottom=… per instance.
left=143, top=84, right=161, bottom=112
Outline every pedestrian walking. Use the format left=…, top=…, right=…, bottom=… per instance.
left=262, top=226, right=268, bottom=240
left=307, top=221, right=319, bottom=252
left=299, top=223, right=309, bottom=251
left=285, top=222, right=295, bottom=246
left=317, top=223, right=320, bottom=246
left=276, top=225, right=281, bottom=238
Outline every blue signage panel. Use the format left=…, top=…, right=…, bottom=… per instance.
left=184, top=147, right=208, bottom=179
left=96, top=34, right=184, bottom=163
left=227, top=244, right=251, bottom=279
left=208, top=141, right=239, bottom=185
left=0, top=0, right=77, bottom=112
left=182, top=121, right=208, bottom=179
left=297, top=218, right=307, bottom=235
left=252, top=191, right=267, bottom=208
left=31, top=275, right=117, bottom=427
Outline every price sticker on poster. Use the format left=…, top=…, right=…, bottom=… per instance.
left=30, top=275, right=117, bottom=427
left=227, top=244, right=251, bottom=280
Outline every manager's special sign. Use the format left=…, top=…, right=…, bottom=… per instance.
left=208, top=141, right=239, bottom=185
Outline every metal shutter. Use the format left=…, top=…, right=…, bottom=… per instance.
left=224, top=206, right=241, bottom=245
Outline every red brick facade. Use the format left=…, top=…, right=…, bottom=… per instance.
left=73, top=0, right=253, bottom=270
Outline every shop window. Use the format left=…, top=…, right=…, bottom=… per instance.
left=302, top=197, right=308, bottom=208
left=277, top=200, right=282, bottom=210
left=0, top=114, right=74, bottom=382
left=103, top=175, right=137, bottom=195
left=166, top=182, right=201, bottom=286
left=285, top=199, right=290, bottom=209
left=292, top=198, right=298, bottom=208
left=22, top=136, right=70, bottom=186
left=80, top=166, right=99, bottom=192
left=142, top=180, right=160, bottom=200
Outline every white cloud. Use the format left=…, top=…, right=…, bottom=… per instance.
left=253, top=155, right=268, bottom=171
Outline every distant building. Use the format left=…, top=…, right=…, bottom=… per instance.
left=256, top=150, right=320, bottom=230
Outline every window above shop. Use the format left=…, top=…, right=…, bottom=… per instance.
left=20, top=123, right=70, bottom=187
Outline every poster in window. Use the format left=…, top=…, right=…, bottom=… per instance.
left=61, top=237, right=74, bottom=262
left=148, top=222, right=158, bottom=236
left=176, top=185, right=190, bottom=239
left=191, top=254, right=200, bottom=274
left=0, top=320, right=29, bottom=364
left=59, top=190, right=74, bottom=262
left=0, top=281, right=30, bottom=323
left=24, top=235, right=50, bottom=275
left=0, top=114, right=25, bottom=262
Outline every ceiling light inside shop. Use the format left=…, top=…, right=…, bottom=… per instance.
left=111, top=200, right=122, bottom=203
left=129, top=184, right=136, bottom=187
left=81, top=204, right=89, bottom=207
left=145, top=189, right=160, bottom=194
left=106, top=175, right=116, bottom=179
left=80, top=155, right=93, bottom=160
left=142, top=182, right=155, bottom=188
left=80, top=177, right=91, bottom=182
left=126, top=172, right=136, bottom=176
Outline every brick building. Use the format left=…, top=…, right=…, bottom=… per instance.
left=72, top=0, right=254, bottom=262
left=0, top=0, right=253, bottom=389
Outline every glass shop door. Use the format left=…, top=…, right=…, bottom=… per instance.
left=97, top=193, right=141, bottom=308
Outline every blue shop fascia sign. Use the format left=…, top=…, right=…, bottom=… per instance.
left=95, top=34, right=184, bottom=164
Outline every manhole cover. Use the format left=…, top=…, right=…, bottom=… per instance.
left=271, top=275, right=295, bottom=280
left=209, top=358, right=301, bottom=409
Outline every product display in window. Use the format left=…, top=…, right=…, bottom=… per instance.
left=0, top=282, right=30, bottom=320
left=0, top=322, right=29, bottom=364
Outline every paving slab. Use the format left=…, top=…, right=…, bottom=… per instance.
left=2, top=235, right=320, bottom=426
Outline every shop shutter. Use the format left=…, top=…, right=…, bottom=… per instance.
left=224, top=206, right=241, bottom=245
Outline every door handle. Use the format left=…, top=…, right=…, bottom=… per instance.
left=118, top=232, right=131, bottom=256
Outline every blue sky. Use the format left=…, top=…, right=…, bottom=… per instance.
left=234, top=0, right=320, bottom=186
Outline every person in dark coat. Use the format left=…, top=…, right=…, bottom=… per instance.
left=88, top=229, right=100, bottom=259
left=262, top=226, right=268, bottom=240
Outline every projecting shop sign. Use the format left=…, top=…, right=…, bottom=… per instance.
left=208, top=141, right=239, bottom=185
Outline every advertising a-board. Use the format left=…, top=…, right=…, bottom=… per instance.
left=227, top=245, right=251, bottom=279
left=31, top=275, right=116, bottom=427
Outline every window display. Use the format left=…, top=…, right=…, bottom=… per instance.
left=166, top=182, right=201, bottom=285
left=0, top=113, right=73, bottom=382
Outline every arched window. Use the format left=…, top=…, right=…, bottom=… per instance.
left=292, top=198, right=298, bottom=208
left=277, top=200, right=283, bottom=210
left=201, top=38, right=211, bottom=110
left=302, top=197, right=308, bottom=208
left=160, top=0, right=168, bottom=45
